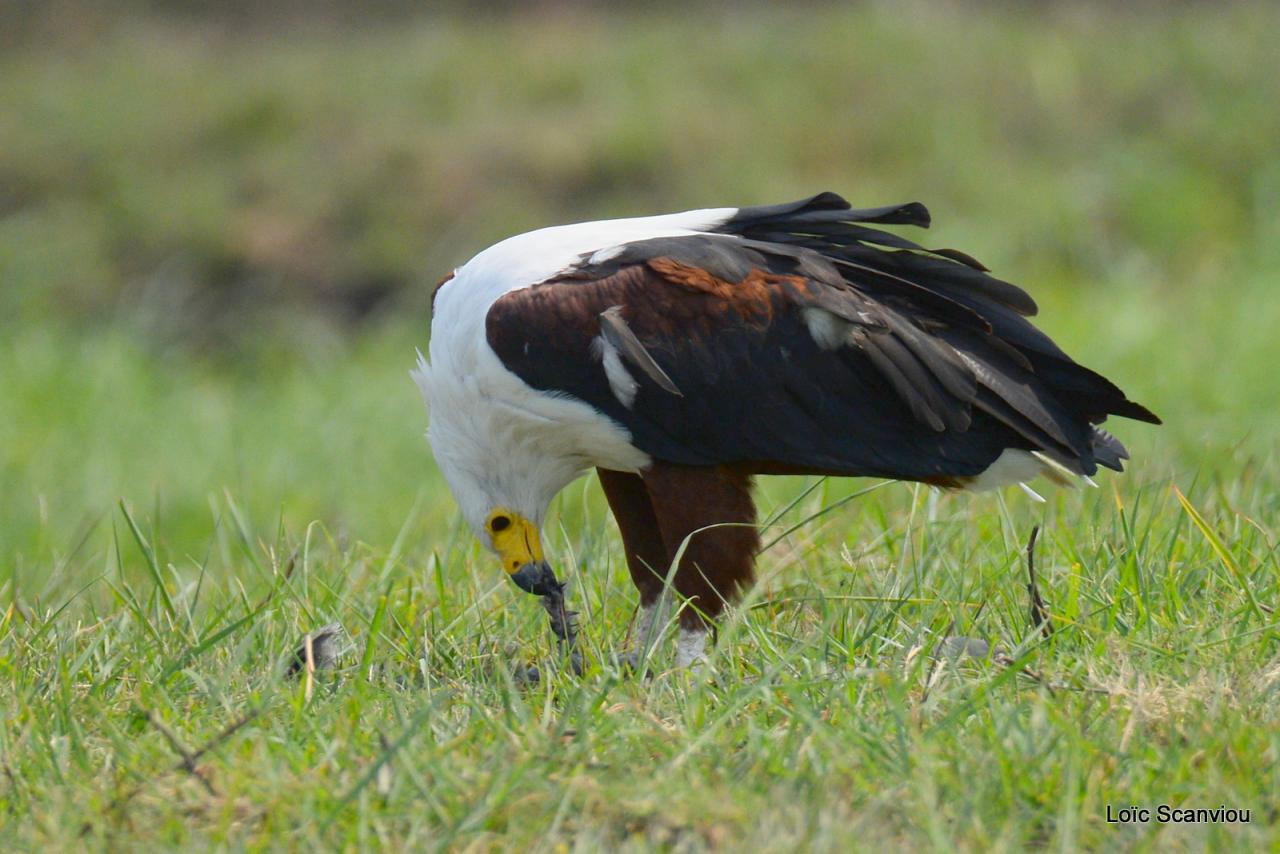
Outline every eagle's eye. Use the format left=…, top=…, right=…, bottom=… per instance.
left=489, top=515, right=511, bottom=533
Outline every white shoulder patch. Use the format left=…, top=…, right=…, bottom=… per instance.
left=802, top=307, right=851, bottom=350
left=592, top=336, right=639, bottom=408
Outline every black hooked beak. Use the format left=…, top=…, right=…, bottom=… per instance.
left=509, top=561, right=563, bottom=597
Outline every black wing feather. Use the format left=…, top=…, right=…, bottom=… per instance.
left=485, top=194, right=1158, bottom=483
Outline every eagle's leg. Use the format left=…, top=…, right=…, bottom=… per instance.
left=598, top=468, right=671, bottom=668
left=641, top=462, right=759, bottom=668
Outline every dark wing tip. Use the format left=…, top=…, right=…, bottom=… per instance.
left=1119, top=400, right=1162, bottom=425
left=722, top=192, right=931, bottom=232
left=803, top=191, right=932, bottom=229
left=803, top=191, right=853, bottom=211
left=845, top=201, right=932, bottom=229
left=724, top=192, right=850, bottom=227
left=931, top=247, right=989, bottom=272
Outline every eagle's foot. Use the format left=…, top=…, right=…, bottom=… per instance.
left=611, top=598, right=671, bottom=675
left=674, top=626, right=709, bottom=670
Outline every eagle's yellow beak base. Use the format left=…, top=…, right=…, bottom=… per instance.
left=485, top=508, right=544, bottom=576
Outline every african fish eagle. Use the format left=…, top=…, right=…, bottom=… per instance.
left=414, top=192, right=1159, bottom=668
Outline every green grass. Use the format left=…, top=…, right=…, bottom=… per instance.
left=3, top=2, right=1280, bottom=849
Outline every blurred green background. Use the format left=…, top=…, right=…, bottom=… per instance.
left=4, top=5, right=1280, bottom=848
left=2, top=0, right=1277, bottom=588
